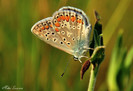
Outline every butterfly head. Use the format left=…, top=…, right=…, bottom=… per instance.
left=73, top=46, right=88, bottom=63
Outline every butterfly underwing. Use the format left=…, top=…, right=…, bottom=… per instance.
left=31, top=6, right=92, bottom=63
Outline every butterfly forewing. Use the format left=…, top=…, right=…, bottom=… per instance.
left=31, top=17, right=73, bottom=54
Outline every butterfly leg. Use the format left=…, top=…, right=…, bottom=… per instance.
left=79, top=59, right=82, bottom=63
left=80, top=56, right=88, bottom=59
left=87, top=48, right=94, bottom=50
left=83, top=47, right=94, bottom=50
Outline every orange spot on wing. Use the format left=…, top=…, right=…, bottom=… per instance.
left=71, top=16, right=76, bottom=22
left=61, top=16, right=65, bottom=21
left=65, top=16, right=70, bottom=22
left=77, top=19, right=82, bottom=23
left=50, top=24, right=53, bottom=27
left=55, top=22, right=60, bottom=27
left=45, top=26, right=49, bottom=29
left=41, top=27, right=45, bottom=30
left=55, top=28, right=59, bottom=32
left=57, top=17, right=61, bottom=22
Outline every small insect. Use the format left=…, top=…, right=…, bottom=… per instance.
left=31, top=6, right=92, bottom=63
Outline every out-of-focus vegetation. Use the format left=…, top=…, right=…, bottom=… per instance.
left=0, top=0, right=133, bottom=91
left=107, top=30, right=133, bottom=91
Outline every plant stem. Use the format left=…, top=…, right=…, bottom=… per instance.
left=88, top=64, right=99, bottom=91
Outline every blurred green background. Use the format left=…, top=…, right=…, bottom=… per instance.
left=0, top=0, right=133, bottom=91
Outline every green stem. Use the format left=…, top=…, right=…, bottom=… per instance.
left=88, top=65, right=99, bottom=91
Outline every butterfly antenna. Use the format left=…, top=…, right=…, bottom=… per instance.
left=61, top=59, right=70, bottom=78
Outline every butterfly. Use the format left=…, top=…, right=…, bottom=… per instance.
left=31, top=6, right=92, bottom=63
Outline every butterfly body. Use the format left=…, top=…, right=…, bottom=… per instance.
left=31, top=6, right=92, bottom=62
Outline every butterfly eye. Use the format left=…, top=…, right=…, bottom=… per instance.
left=73, top=56, right=78, bottom=61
